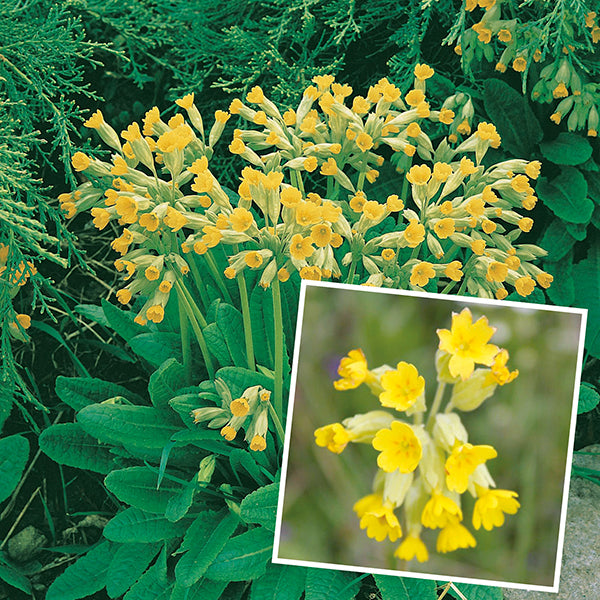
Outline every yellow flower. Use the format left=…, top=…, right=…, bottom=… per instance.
left=91, top=208, right=110, bottom=230
left=353, top=494, right=403, bottom=542
left=221, top=425, right=237, bottom=441
left=414, top=63, right=434, bottom=81
left=410, top=262, right=435, bottom=287
left=146, top=305, right=165, bottom=324
left=405, top=89, right=425, bottom=107
left=229, top=138, right=246, bottom=154
left=394, top=534, right=429, bottom=562
left=310, top=223, right=332, bottom=247
left=295, top=202, right=321, bottom=226
left=289, top=234, right=314, bottom=260
left=71, top=152, right=90, bottom=172
left=433, top=162, right=452, bottom=181
left=525, top=161, right=541, bottom=179
left=139, top=212, right=159, bottom=232
left=382, top=249, right=395, bottom=261
left=230, top=397, right=250, bottom=417
left=362, top=201, right=385, bottom=221
left=437, top=308, right=499, bottom=380
left=229, top=207, right=254, bottom=232
left=121, top=122, right=142, bottom=142
left=163, top=207, right=188, bottom=232
left=386, top=195, right=404, bottom=211
left=250, top=435, right=267, bottom=451
left=280, top=187, right=302, bottom=208
left=355, top=132, right=374, bottom=152
left=350, top=192, right=367, bottom=213
left=314, top=423, right=351, bottom=454
left=473, top=488, right=520, bottom=530
left=175, top=93, right=194, bottom=110
left=553, top=83, right=569, bottom=99
left=334, top=349, right=369, bottom=390
left=299, top=266, right=321, bottom=280
left=515, top=276, right=536, bottom=296
left=111, top=228, right=134, bottom=255
left=439, top=108, right=455, bottom=125
left=157, top=124, right=194, bottom=153
left=145, top=266, right=160, bottom=281
left=84, top=110, right=104, bottom=129
left=488, top=349, right=518, bottom=385
left=379, top=362, right=425, bottom=412
left=486, top=261, right=508, bottom=283
left=536, top=272, right=553, bottom=289
left=436, top=521, right=476, bottom=553
left=421, top=492, right=462, bottom=529
left=352, top=96, right=371, bottom=114
left=404, top=220, right=425, bottom=248
left=445, top=443, right=497, bottom=493
left=434, top=218, right=455, bottom=239
left=372, top=421, right=422, bottom=473
left=512, top=57, right=527, bottom=72
left=320, top=158, right=338, bottom=176
left=406, top=122, right=421, bottom=137
left=245, top=251, right=263, bottom=268
left=406, top=165, right=431, bottom=186
left=445, top=261, right=463, bottom=282
left=498, top=28, right=512, bottom=42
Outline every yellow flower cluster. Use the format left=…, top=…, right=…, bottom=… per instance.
left=191, top=382, right=273, bottom=452
left=314, top=307, right=520, bottom=562
left=0, top=243, right=36, bottom=342
left=456, top=0, right=600, bottom=134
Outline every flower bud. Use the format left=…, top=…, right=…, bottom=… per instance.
left=450, top=369, right=497, bottom=411
left=432, top=413, right=468, bottom=453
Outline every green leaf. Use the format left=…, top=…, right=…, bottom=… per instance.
left=544, top=253, right=575, bottom=306
left=75, top=303, right=111, bottom=327
left=107, top=542, right=161, bottom=598
left=539, top=219, right=576, bottom=262
left=578, top=383, right=600, bottom=414
left=105, top=467, right=183, bottom=514
left=102, top=299, right=146, bottom=342
left=250, top=284, right=274, bottom=369
left=0, top=434, right=29, bottom=503
left=204, top=526, right=272, bottom=582
left=123, top=547, right=169, bottom=600
left=305, top=569, right=360, bottom=600
left=166, top=456, right=214, bottom=522
left=573, top=245, right=600, bottom=357
left=217, top=366, right=273, bottom=399
left=55, top=376, right=139, bottom=412
left=564, top=221, right=588, bottom=241
left=39, top=423, right=116, bottom=474
left=130, top=333, right=183, bottom=367
left=482, top=79, right=542, bottom=157
left=149, top=359, right=186, bottom=411
left=77, top=404, right=181, bottom=449
left=216, top=303, right=247, bottom=367
left=540, top=132, right=593, bottom=166
left=175, top=509, right=239, bottom=586
left=0, top=562, right=32, bottom=594
left=374, top=575, right=437, bottom=600
left=204, top=323, right=233, bottom=365
left=448, top=582, right=503, bottom=600
left=230, top=448, right=270, bottom=486
left=104, top=508, right=189, bottom=543
left=171, top=579, right=228, bottom=600
left=240, top=483, right=279, bottom=531
left=537, top=167, right=593, bottom=224
left=250, top=563, right=306, bottom=600
left=46, top=541, right=112, bottom=600
left=587, top=170, right=600, bottom=204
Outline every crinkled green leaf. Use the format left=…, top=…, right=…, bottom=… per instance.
left=0, top=562, right=32, bottom=594
left=217, top=366, right=273, bottom=399
left=46, top=541, right=112, bottom=600
left=105, top=467, right=183, bottom=514
left=166, top=455, right=214, bottom=522
left=0, top=434, right=29, bottom=503
left=104, top=507, right=188, bottom=543
left=123, top=546, right=169, bottom=600
left=374, top=575, right=437, bottom=600
left=250, top=563, right=306, bottom=600
left=39, top=423, right=115, bottom=474
left=107, top=542, right=161, bottom=598
left=102, top=299, right=146, bottom=342
left=539, top=219, right=576, bottom=263
left=149, top=358, right=186, bottom=411
left=305, top=569, right=360, bottom=600
left=573, top=245, right=600, bottom=357
left=537, top=167, right=593, bottom=224
left=579, top=383, right=600, bottom=414
left=447, top=581, right=503, bottom=600
left=204, top=526, right=272, bottom=582
left=216, top=303, right=247, bottom=367
left=544, top=253, right=574, bottom=306
left=240, top=483, right=279, bottom=531
left=204, top=323, right=233, bottom=365
left=55, top=376, right=139, bottom=412
left=175, top=509, right=239, bottom=586
left=129, top=333, right=183, bottom=367
left=230, top=448, right=270, bottom=486
left=540, top=132, right=593, bottom=165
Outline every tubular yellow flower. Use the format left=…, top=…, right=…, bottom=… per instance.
left=72, top=152, right=90, bottom=172
left=352, top=96, right=371, bottom=114
left=421, top=492, right=462, bottom=529
left=221, top=425, right=237, bottom=441
left=353, top=494, right=403, bottom=542
left=437, top=308, right=499, bottom=380
left=394, top=534, right=429, bottom=562
left=314, top=423, right=351, bottom=454
left=250, top=435, right=267, bottom=452
left=289, top=234, right=314, bottom=260
left=410, top=262, right=435, bottom=287
left=386, top=194, right=404, bottom=211
left=245, top=251, right=263, bottom=268
left=229, top=207, right=254, bottom=232
left=414, top=63, right=434, bottom=80
left=175, top=93, right=194, bottom=110
left=229, top=138, right=246, bottom=154
left=406, top=122, right=422, bottom=137
left=350, top=192, right=367, bottom=213
left=84, top=110, right=104, bottom=129
left=310, top=223, right=332, bottom=247
left=445, top=261, right=463, bottom=281
left=486, top=261, right=508, bottom=283
left=498, top=28, right=512, bottom=42
left=439, top=108, right=455, bottom=124
left=434, top=218, right=455, bottom=239
left=433, top=162, right=452, bottom=181
left=91, top=207, right=111, bottom=230
left=406, top=165, right=431, bottom=185
left=320, top=158, right=338, bottom=176
left=404, top=220, right=425, bottom=248
left=334, top=349, right=369, bottom=390
left=230, top=397, right=250, bottom=417
left=145, top=266, right=161, bottom=281
left=280, top=187, right=303, bottom=208
left=515, top=276, right=536, bottom=296
left=513, top=57, right=527, bottom=72
left=382, top=249, right=395, bottom=261
left=164, top=207, right=188, bottom=232
left=146, top=305, right=165, bottom=324
left=445, top=443, right=498, bottom=493
left=355, top=132, right=374, bottom=152
left=488, top=349, right=518, bottom=385
left=379, top=362, right=425, bottom=412
left=362, top=201, right=385, bottom=221
left=372, top=421, right=422, bottom=473
left=436, top=521, right=476, bottom=553
left=405, top=89, right=425, bottom=107
left=473, top=488, right=520, bottom=530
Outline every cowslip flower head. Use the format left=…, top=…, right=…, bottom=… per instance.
left=487, top=349, right=519, bottom=385
left=436, top=521, right=476, bottom=553
left=421, top=491, right=462, bottom=529
left=333, top=348, right=370, bottom=390
left=394, top=533, right=429, bottom=562
left=314, top=423, right=350, bottom=454
left=445, top=443, right=497, bottom=493
left=379, top=362, right=425, bottom=412
left=353, top=493, right=403, bottom=542
left=472, top=487, right=520, bottom=530
left=437, top=308, right=499, bottom=380
left=372, top=421, right=422, bottom=473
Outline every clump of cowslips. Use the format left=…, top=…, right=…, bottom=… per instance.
left=191, top=381, right=275, bottom=452
left=450, top=0, right=600, bottom=135
left=0, top=243, right=36, bottom=342
left=314, top=307, right=520, bottom=562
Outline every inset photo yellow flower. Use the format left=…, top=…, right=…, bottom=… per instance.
left=273, top=281, right=586, bottom=593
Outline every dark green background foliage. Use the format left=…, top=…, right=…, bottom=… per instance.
left=280, top=285, right=582, bottom=586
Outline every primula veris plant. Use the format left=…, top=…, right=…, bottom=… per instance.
left=314, top=307, right=520, bottom=563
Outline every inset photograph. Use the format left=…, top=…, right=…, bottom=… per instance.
left=274, top=281, right=586, bottom=592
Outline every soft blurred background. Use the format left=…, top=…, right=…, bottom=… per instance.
left=277, top=284, right=583, bottom=587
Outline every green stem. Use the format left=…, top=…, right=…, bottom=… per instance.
left=271, top=277, right=285, bottom=421
left=237, top=272, right=256, bottom=371
left=174, top=279, right=215, bottom=379
left=426, top=382, right=446, bottom=432
left=187, top=255, right=211, bottom=310
left=178, top=294, right=192, bottom=385
left=346, top=259, right=357, bottom=285
left=440, top=280, right=458, bottom=294
left=176, top=275, right=208, bottom=328
left=204, top=249, right=233, bottom=303
left=267, top=401, right=285, bottom=445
